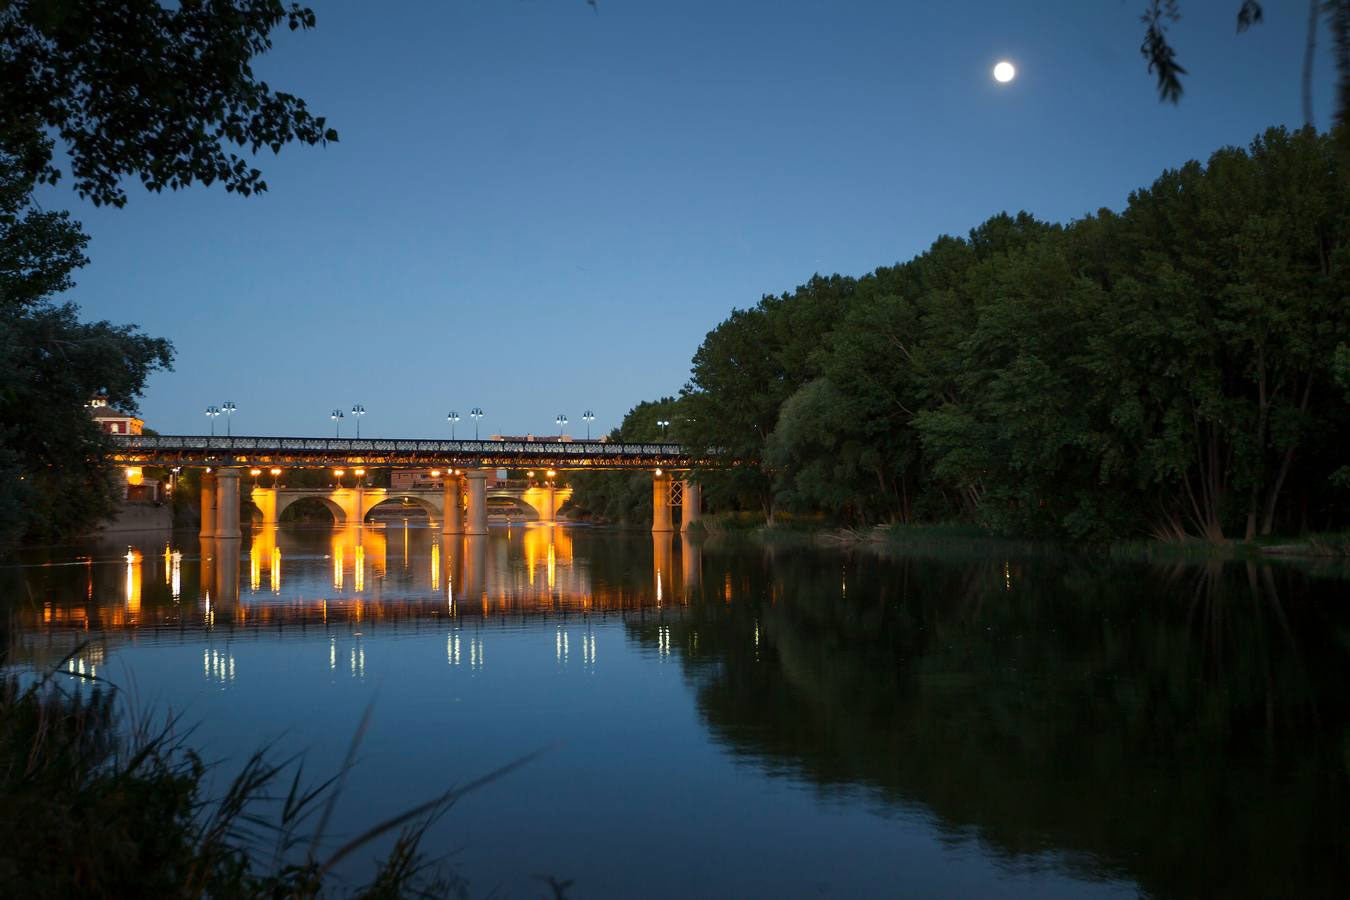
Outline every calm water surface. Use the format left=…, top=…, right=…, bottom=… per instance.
left=2, top=523, right=1347, bottom=898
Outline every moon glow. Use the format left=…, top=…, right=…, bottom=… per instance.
left=993, top=61, right=1016, bottom=83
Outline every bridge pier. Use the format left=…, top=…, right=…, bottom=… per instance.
left=652, top=470, right=673, bottom=533
left=214, top=468, right=241, bottom=539
left=681, top=479, right=701, bottom=531
left=540, top=484, right=557, bottom=524
left=199, top=471, right=217, bottom=538
left=252, top=487, right=278, bottom=527
left=442, top=474, right=463, bottom=535
left=466, top=470, right=489, bottom=535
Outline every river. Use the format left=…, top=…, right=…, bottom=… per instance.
left=2, top=523, right=1347, bottom=898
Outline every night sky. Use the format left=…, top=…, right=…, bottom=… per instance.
left=37, top=1, right=1334, bottom=438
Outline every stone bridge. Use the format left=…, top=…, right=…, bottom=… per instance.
left=250, top=484, right=573, bottom=527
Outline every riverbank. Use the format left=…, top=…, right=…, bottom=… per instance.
left=694, top=513, right=1350, bottom=562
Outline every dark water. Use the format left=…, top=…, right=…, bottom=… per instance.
left=2, top=524, right=1347, bottom=899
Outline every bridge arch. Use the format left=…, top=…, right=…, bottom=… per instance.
left=276, top=494, right=346, bottom=525
left=363, top=494, right=440, bottom=523
left=487, top=492, right=541, bottom=521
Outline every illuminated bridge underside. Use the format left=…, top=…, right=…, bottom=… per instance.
left=112, top=435, right=714, bottom=469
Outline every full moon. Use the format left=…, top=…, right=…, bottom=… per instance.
left=993, top=60, right=1016, bottom=83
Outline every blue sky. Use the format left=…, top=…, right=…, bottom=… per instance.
left=40, top=0, right=1334, bottom=438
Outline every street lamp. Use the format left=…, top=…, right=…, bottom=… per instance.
left=270, top=467, right=282, bottom=487
left=249, top=467, right=261, bottom=487
left=656, top=418, right=670, bottom=437
left=205, top=405, right=221, bottom=435
left=222, top=401, right=237, bottom=436
left=447, top=410, right=460, bottom=439
left=330, top=408, right=344, bottom=437
left=469, top=407, right=484, bottom=439
left=351, top=404, right=366, bottom=438
left=555, top=413, right=568, bottom=436
left=582, top=409, right=596, bottom=439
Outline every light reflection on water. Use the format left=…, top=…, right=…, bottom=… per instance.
left=2, top=524, right=1348, bottom=899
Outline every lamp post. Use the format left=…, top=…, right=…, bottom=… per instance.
left=447, top=411, right=460, bottom=439
left=582, top=410, right=596, bottom=439
left=330, top=408, right=344, bottom=437
left=469, top=407, right=484, bottom=439
left=249, top=467, right=261, bottom=488
left=555, top=413, right=568, bottom=436
left=657, top=418, right=670, bottom=438
left=205, top=405, right=221, bottom=435
left=222, top=401, right=237, bottom=436
left=351, top=404, right=366, bottom=438
left=270, top=467, right=282, bottom=488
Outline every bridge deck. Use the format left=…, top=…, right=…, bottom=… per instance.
left=111, top=435, right=705, bottom=469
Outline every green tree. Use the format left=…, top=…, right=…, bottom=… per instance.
left=0, top=0, right=337, bottom=207
left=682, top=275, right=857, bottom=522
left=0, top=157, right=173, bottom=546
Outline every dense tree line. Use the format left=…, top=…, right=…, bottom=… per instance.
left=574, top=127, right=1350, bottom=541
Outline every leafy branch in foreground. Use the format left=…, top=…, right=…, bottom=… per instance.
left=0, top=0, right=338, bottom=207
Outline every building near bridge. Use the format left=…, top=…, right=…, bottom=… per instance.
left=87, top=396, right=144, bottom=435
left=489, top=433, right=575, bottom=443
left=392, top=468, right=512, bottom=490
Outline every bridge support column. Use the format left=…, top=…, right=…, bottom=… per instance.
left=442, top=475, right=463, bottom=535
left=199, top=472, right=217, bottom=538
left=541, top=484, right=557, bottom=524
left=466, top=470, right=489, bottom=535
left=252, top=487, right=278, bottom=527
left=681, top=479, right=701, bottom=531
left=214, top=468, right=241, bottom=539
left=652, top=470, right=673, bottom=533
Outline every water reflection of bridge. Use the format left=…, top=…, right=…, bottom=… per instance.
left=18, top=525, right=703, bottom=638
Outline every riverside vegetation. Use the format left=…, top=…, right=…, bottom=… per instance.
left=0, top=650, right=557, bottom=899
left=568, top=127, right=1350, bottom=547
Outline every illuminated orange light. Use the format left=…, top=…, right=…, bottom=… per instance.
left=270, top=468, right=281, bottom=476
left=249, top=468, right=262, bottom=477
left=430, top=469, right=441, bottom=477
left=354, top=468, right=366, bottom=477
left=334, top=469, right=345, bottom=477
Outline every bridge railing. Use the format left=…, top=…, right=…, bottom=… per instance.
left=110, top=434, right=721, bottom=468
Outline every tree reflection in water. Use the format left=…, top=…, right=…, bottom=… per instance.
left=626, top=543, right=1350, bottom=900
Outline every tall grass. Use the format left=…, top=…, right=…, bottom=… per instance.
left=0, top=646, right=545, bottom=899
